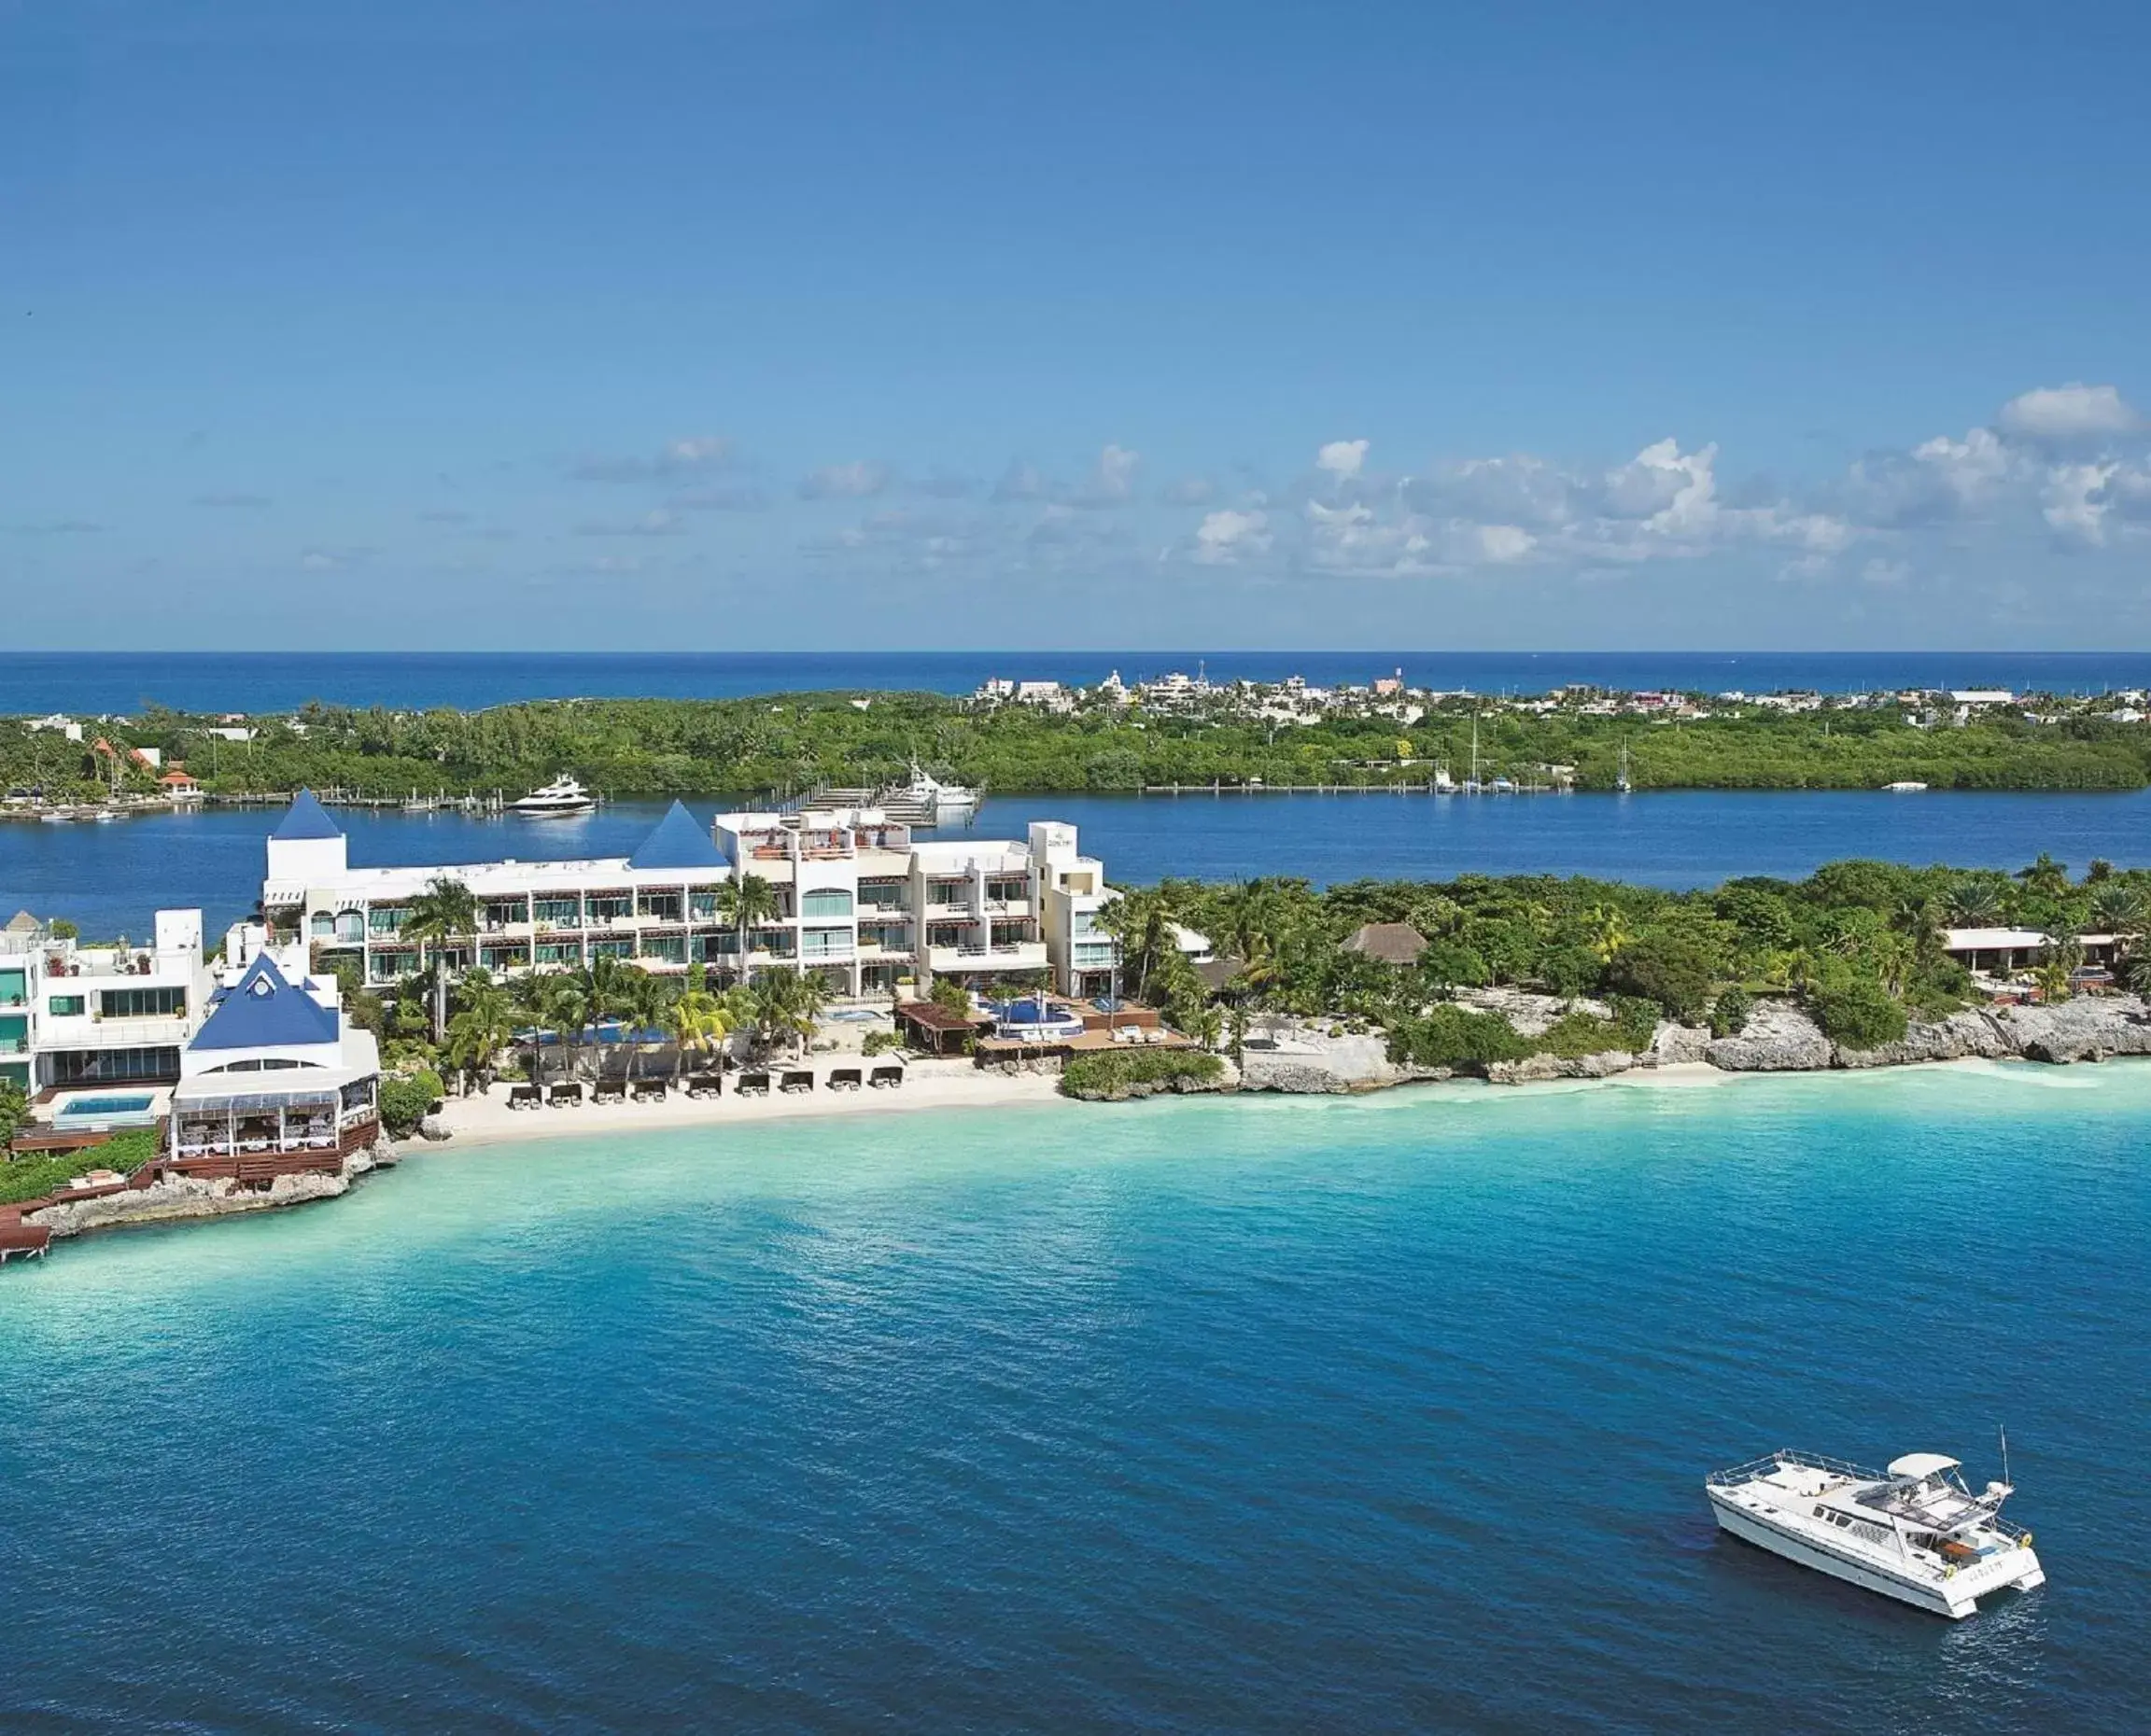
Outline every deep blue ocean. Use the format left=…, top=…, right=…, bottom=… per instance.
left=5, top=789, right=2148, bottom=941
left=6, top=650, right=2151, bottom=715
left=4, top=1068, right=2145, bottom=1731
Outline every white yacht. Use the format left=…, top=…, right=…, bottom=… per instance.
left=1707, top=1449, right=2045, bottom=1618
left=901, top=762, right=978, bottom=824
left=511, top=775, right=596, bottom=818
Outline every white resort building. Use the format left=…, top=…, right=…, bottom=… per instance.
left=1, top=907, right=214, bottom=1096
left=167, top=951, right=382, bottom=1167
left=259, top=791, right=1124, bottom=1000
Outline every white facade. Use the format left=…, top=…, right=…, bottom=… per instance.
left=257, top=794, right=1122, bottom=1001
left=0, top=909, right=212, bottom=1093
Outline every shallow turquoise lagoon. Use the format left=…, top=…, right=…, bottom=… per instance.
left=4, top=1064, right=2147, bottom=1731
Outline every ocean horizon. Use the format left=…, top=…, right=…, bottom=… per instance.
left=7, top=650, right=2151, bottom=717
left=3, top=1066, right=2143, bottom=1731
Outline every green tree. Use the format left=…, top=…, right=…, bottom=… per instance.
left=716, top=874, right=779, bottom=988
left=402, top=873, right=480, bottom=1040
left=0, top=1079, right=29, bottom=1154
left=443, top=968, right=514, bottom=1093
left=1604, top=931, right=1721, bottom=1021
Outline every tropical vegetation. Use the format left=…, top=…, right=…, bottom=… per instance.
left=7, top=688, right=2150, bottom=802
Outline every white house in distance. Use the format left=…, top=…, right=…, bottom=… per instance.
left=259, top=790, right=1126, bottom=1000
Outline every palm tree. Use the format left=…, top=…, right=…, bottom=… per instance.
left=443, top=969, right=514, bottom=1094
left=2089, top=881, right=2145, bottom=940
left=751, top=968, right=830, bottom=1058
left=570, top=954, right=642, bottom=1082
left=624, top=969, right=676, bottom=1083
left=402, top=873, right=480, bottom=1041
left=667, top=983, right=738, bottom=1080
left=1946, top=877, right=2003, bottom=927
left=2016, top=853, right=2071, bottom=902
left=716, top=873, right=779, bottom=988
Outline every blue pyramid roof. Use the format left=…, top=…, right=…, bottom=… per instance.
left=190, top=954, right=342, bottom=1052
left=627, top=801, right=724, bottom=871
left=273, top=789, right=344, bottom=841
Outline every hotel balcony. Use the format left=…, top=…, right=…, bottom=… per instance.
left=41, top=1015, right=195, bottom=1049
left=927, top=941, right=1048, bottom=974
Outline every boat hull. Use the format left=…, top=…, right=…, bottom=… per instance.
left=1708, top=1491, right=2042, bottom=1618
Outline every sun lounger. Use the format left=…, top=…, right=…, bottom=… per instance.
left=737, top=1071, right=770, bottom=1098
left=868, top=1064, right=904, bottom=1088
left=591, top=1080, right=626, bottom=1105
left=827, top=1067, right=863, bottom=1090
left=630, top=1079, right=668, bottom=1102
left=548, top=1083, right=584, bottom=1107
left=779, top=1070, right=814, bottom=1094
left=508, top=1084, right=541, bottom=1111
left=684, top=1072, right=724, bottom=1099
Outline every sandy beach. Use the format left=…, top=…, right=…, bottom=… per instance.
left=435, top=1058, right=1065, bottom=1150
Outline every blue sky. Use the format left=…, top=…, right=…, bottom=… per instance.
left=5, top=0, right=2148, bottom=650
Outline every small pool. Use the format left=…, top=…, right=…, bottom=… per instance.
left=825, top=1008, right=887, bottom=1023
left=56, top=1092, right=157, bottom=1124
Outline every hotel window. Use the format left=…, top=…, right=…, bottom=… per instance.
left=987, top=877, right=1027, bottom=904
left=311, top=912, right=336, bottom=940
left=587, top=894, right=632, bottom=922
left=369, top=906, right=408, bottom=936
left=589, top=938, right=635, bottom=959
left=858, top=879, right=906, bottom=910
left=637, top=892, right=683, bottom=921
left=534, top=897, right=582, bottom=926
left=335, top=912, right=365, bottom=944
left=689, top=891, right=720, bottom=920
left=0, top=969, right=25, bottom=1006
left=926, top=923, right=967, bottom=949
left=100, top=986, right=187, bottom=1019
left=48, top=994, right=87, bottom=1017
left=801, top=888, right=853, bottom=919
left=640, top=936, right=687, bottom=964
left=929, top=878, right=968, bottom=905
left=801, top=927, right=851, bottom=959
left=536, top=942, right=581, bottom=966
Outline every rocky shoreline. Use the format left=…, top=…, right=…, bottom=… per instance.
left=1220, top=991, right=2151, bottom=1096
left=24, top=1140, right=400, bottom=1243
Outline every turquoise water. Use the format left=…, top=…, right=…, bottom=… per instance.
left=3, top=1067, right=2146, bottom=1730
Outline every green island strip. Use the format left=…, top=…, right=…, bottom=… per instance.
left=6, top=684, right=2151, bottom=799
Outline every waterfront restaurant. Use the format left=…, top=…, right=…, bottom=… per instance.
left=166, top=954, right=380, bottom=1167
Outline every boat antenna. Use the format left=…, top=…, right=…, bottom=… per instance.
left=2000, top=1422, right=2011, bottom=1486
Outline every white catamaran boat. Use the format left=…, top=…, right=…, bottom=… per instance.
left=511, top=775, right=596, bottom=818
left=1707, top=1448, right=2045, bottom=1618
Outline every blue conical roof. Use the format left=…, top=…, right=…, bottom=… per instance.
left=190, top=954, right=342, bottom=1051
left=627, top=801, right=724, bottom=871
left=273, top=789, right=344, bottom=841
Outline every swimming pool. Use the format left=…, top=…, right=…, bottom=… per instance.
left=55, top=1093, right=156, bottom=1124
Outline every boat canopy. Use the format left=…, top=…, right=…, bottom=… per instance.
left=1887, top=1453, right=1961, bottom=1480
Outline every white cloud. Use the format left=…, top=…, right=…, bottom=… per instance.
left=1073, top=442, right=1141, bottom=507
left=798, top=461, right=890, bottom=500
left=991, top=460, right=1050, bottom=503
left=573, top=509, right=686, bottom=538
left=1160, top=474, right=1216, bottom=506
left=1192, top=508, right=1271, bottom=565
left=1997, top=383, right=2142, bottom=443
left=2041, top=461, right=2119, bottom=544
left=1474, top=524, right=1536, bottom=563
left=572, top=435, right=732, bottom=483
left=1315, top=439, right=1370, bottom=481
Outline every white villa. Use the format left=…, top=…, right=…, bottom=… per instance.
left=1, top=908, right=214, bottom=1095
left=260, top=791, right=1125, bottom=1000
